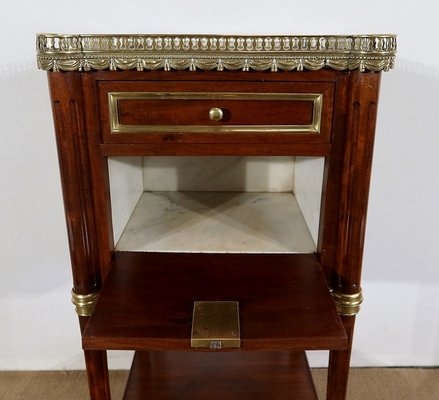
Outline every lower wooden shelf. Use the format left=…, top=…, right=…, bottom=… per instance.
left=83, top=252, right=346, bottom=351
left=123, top=350, right=318, bottom=400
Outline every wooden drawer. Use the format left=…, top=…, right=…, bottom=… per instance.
left=98, top=80, right=334, bottom=145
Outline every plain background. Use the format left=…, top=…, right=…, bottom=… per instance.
left=1, top=0, right=438, bottom=370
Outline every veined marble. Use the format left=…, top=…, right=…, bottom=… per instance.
left=116, top=191, right=316, bottom=253
left=142, top=156, right=295, bottom=192
left=108, top=157, right=143, bottom=242
left=294, top=157, right=325, bottom=244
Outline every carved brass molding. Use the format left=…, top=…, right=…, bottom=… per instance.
left=332, top=289, right=363, bottom=317
left=71, top=289, right=99, bottom=317
left=36, top=34, right=396, bottom=73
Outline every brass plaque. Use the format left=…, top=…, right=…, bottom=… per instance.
left=191, top=301, right=240, bottom=349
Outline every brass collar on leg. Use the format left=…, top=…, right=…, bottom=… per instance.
left=332, top=289, right=363, bottom=316
left=71, top=290, right=99, bottom=317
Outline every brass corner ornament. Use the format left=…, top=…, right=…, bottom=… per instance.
left=332, top=289, right=363, bottom=317
left=71, top=289, right=99, bottom=317
left=36, top=34, right=396, bottom=73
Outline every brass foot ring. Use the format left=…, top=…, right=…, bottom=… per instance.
left=332, top=289, right=363, bottom=316
left=71, top=289, right=99, bottom=317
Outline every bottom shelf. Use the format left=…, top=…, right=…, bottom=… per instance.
left=123, top=351, right=318, bottom=400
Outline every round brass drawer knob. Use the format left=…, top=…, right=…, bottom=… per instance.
left=209, top=107, right=224, bottom=121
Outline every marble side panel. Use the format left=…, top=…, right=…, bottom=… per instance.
left=294, top=157, right=324, bottom=245
left=108, top=157, right=144, bottom=243
left=116, top=192, right=315, bottom=253
left=142, top=156, right=295, bottom=192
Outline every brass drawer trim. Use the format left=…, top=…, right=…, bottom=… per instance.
left=108, top=91, right=322, bottom=134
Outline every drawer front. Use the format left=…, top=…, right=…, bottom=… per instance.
left=99, top=81, right=334, bottom=144
left=110, top=92, right=321, bottom=134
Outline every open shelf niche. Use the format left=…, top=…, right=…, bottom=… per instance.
left=108, top=156, right=325, bottom=254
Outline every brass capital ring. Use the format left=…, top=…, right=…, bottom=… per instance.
left=332, top=289, right=363, bottom=316
left=71, top=289, right=99, bottom=317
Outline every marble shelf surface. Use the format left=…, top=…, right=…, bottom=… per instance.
left=116, top=191, right=316, bottom=253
